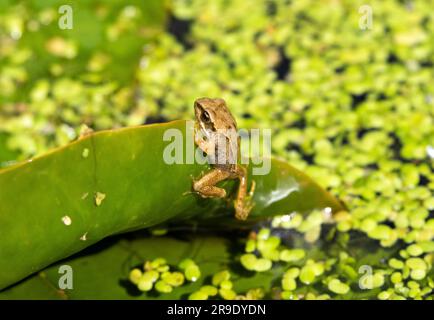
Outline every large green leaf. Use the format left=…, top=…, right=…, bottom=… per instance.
left=0, top=120, right=344, bottom=290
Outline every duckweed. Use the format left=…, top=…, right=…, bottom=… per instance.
left=390, top=272, right=402, bottom=284
left=328, top=279, right=350, bottom=295
left=128, top=268, right=142, bottom=285
left=240, top=253, right=257, bottom=271
left=406, top=258, right=427, bottom=270
left=410, top=269, right=426, bottom=281
left=212, top=270, right=231, bottom=286
left=199, top=285, right=218, bottom=296
left=128, top=257, right=199, bottom=295
left=279, top=249, right=306, bottom=262
left=299, top=265, right=316, bottom=285
left=257, top=228, right=270, bottom=240
left=281, top=291, right=297, bottom=300
left=155, top=280, right=173, bottom=293
left=245, top=288, right=265, bottom=300
left=184, top=264, right=201, bottom=282
left=188, top=291, right=208, bottom=300
left=1, top=0, right=433, bottom=300
left=142, top=270, right=159, bottom=283
left=220, top=280, right=232, bottom=290
left=245, top=239, right=256, bottom=253
left=282, top=277, right=297, bottom=291
left=254, top=258, right=273, bottom=272
left=407, top=244, right=423, bottom=257
left=162, top=272, right=185, bottom=287
left=284, top=268, right=300, bottom=279
left=178, top=258, right=195, bottom=270
left=219, top=288, right=237, bottom=300
left=137, top=278, right=153, bottom=292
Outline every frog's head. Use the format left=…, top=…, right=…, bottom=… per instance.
left=194, top=98, right=236, bottom=136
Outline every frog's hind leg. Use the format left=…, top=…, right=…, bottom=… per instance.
left=193, top=169, right=231, bottom=198
left=231, top=165, right=255, bottom=221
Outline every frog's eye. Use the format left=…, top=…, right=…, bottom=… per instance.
left=201, top=111, right=211, bottom=123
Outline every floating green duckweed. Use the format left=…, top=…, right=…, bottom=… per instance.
left=199, top=285, right=218, bottom=297
left=137, top=278, right=153, bottom=292
left=128, top=268, right=142, bottom=285
left=281, top=291, right=298, bottom=300
left=244, top=288, right=265, bottom=300
left=245, top=239, right=256, bottom=253
left=410, top=269, right=426, bottom=281
left=178, top=258, right=194, bottom=270
left=129, top=258, right=199, bottom=296
left=282, top=277, right=297, bottom=291
left=184, top=264, right=201, bottom=282
left=407, top=244, right=423, bottom=257
left=255, top=258, right=273, bottom=272
left=284, top=268, right=300, bottom=279
left=389, top=258, right=405, bottom=270
left=257, top=228, right=270, bottom=240
left=390, top=272, right=402, bottom=284
left=220, top=280, right=233, bottom=290
left=155, top=280, right=172, bottom=293
left=279, top=249, right=306, bottom=262
left=406, top=258, right=427, bottom=270
left=219, top=288, right=237, bottom=300
left=373, top=273, right=385, bottom=288
left=368, top=225, right=393, bottom=241
left=161, top=272, right=184, bottom=287
left=212, top=270, right=231, bottom=286
left=188, top=291, right=208, bottom=300
left=240, top=253, right=257, bottom=271
left=142, top=270, right=159, bottom=283
left=328, top=279, right=350, bottom=295
left=299, top=265, right=316, bottom=285
left=378, top=291, right=391, bottom=300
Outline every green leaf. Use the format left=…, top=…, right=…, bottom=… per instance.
left=0, top=120, right=344, bottom=290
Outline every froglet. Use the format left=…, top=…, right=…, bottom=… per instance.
left=192, top=97, right=255, bottom=220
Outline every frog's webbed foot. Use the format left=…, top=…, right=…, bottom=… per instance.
left=192, top=169, right=231, bottom=199
left=234, top=181, right=255, bottom=220
left=234, top=200, right=254, bottom=221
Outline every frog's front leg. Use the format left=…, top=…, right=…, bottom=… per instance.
left=193, top=168, right=231, bottom=198
left=231, top=165, right=255, bottom=221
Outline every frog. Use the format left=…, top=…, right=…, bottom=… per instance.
left=192, top=97, right=255, bottom=220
